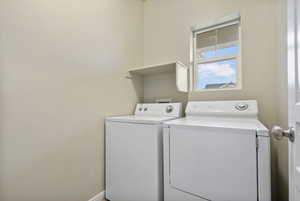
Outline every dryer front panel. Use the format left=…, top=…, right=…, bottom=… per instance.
left=169, top=125, right=257, bottom=201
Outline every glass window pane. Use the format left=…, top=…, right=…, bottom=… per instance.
left=216, top=45, right=239, bottom=57
left=196, top=58, right=238, bottom=89
left=197, top=45, right=239, bottom=59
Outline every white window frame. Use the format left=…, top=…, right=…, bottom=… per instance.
left=191, top=18, right=242, bottom=92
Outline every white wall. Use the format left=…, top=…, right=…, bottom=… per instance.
left=143, top=0, right=284, bottom=200
left=0, top=1, right=143, bottom=201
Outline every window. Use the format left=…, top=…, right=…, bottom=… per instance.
left=192, top=20, right=241, bottom=90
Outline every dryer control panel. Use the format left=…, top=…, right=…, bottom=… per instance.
left=135, top=103, right=182, bottom=117
left=185, top=100, right=258, bottom=117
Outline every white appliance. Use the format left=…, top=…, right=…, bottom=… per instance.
left=105, top=103, right=182, bottom=201
left=163, top=100, right=271, bottom=201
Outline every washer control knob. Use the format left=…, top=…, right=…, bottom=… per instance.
left=144, top=107, right=148, bottom=111
left=166, top=105, right=174, bottom=113
left=139, top=108, right=143, bottom=111
left=235, top=103, right=249, bottom=111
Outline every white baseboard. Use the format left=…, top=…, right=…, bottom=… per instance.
left=87, top=191, right=105, bottom=201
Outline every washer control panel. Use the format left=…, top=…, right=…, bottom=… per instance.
left=166, top=105, right=174, bottom=113
left=135, top=103, right=182, bottom=117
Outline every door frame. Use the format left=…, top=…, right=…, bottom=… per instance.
left=287, top=0, right=297, bottom=200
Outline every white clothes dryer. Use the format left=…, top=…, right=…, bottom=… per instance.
left=163, top=100, right=271, bottom=201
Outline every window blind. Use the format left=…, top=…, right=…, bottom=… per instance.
left=196, top=24, right=239, bottom=50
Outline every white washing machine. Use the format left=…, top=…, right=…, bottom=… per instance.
left=163, top=100, right=271, bottom=201
left=105, top=103, right=182, bottom=201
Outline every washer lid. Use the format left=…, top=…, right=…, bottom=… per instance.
left=106, top=115, right=178, bottom=124
left=165, top=117, right=269, bottom=136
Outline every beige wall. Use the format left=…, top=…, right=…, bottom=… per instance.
left=143, top=72, right=187, bottom=103
left=144, top=0, right=279, bottom=128
left=0, top=0, right=289, bottom=201
left=0, top=1, right=143, bottom=201
left=143, top=0, right=285, bottom=200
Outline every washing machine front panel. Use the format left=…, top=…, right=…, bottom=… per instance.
left=169, top=125, right=257, bottom=201
left=106, top=121, right=163, bottom=201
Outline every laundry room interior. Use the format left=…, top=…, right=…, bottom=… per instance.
left=0, top=0, right=294, bottom=201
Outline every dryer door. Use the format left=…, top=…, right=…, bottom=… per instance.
left=169, top=125, right=257, bottom=201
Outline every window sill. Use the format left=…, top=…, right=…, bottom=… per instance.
left=192, top=86, right=242, bottom=93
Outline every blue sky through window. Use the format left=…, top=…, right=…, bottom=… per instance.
left=197, top=58, right=237, bottom=89
left=199, top=45, right=239, bottom=59
left=197, top=45, right=239, bottom=89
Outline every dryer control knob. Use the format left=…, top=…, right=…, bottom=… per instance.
left=235, top=103, right=249, bottom=111
left=166, top=105, right=174, bottom=113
